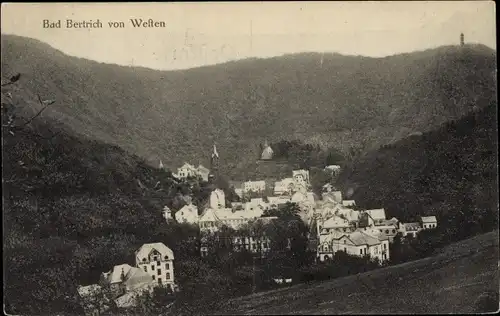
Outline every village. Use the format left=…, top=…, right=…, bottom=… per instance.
left=78, top=142, right=437, bottom=312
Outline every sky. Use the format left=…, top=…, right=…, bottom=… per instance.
left=1, top=2, right=496, bottom=70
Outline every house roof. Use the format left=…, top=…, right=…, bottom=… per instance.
left=325, top=165, right=341, bottom=170
left=348, top=231, right=381, bottom=246
left=102, top=264, right=134, bottom=284
left=197, top=165, right=210, bottom=173
left=365, top=209, right=386, bottom=221
left=342, top=200, right=356, bottom=207
left=135, top=243, right=174, bottom=261
left=179, top=162, right=196, bottom=170
left=403, top=222, right=421, bottom=231
left=421, top=216, right=437, bottom=223
left=322, top=216, right=350, bottom=228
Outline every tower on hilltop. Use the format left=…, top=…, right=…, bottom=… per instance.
left=460, top=33, right=465, bottom=46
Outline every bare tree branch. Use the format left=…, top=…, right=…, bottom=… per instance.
left=20, top=94, right=54, bottom=127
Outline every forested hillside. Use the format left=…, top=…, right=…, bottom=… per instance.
left=337, top=103, right=498, bottom=228
left=2, top=81, right=216, bottom=314
left=1, top=34, right=496, bottom=179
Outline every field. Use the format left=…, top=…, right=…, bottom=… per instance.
left=216, top=231, right=499, bottom=314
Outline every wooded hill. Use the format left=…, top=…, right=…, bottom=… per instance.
left=337, top=102, right=498, bottom=225
left=1, top=34, right=496, bottom=179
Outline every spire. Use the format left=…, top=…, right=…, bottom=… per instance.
left=120, top=268, right=126, bottom=282
left=159, top=159, right=164, bottom=169
left=212, top=144, right=219, bottom=159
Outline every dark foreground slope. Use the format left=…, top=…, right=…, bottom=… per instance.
left=337, top=102, right=498, bottom=223
left=2, top=88, right=204, bottom=314
left=215, top=231, right=499, bottom=315
left=1, top=34, right=496, bottom=178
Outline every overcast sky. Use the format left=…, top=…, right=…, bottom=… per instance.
left=1, top=2, right=496, bottom=70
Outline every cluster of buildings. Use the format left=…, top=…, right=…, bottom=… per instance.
left=78, top=243, right=177, bottom=312
left=314, top=187, right=437, bottom=263
left=162, top=142, right=437, bottom=264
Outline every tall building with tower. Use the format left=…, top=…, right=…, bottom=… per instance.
left=460, top=33, right=465, bottom=46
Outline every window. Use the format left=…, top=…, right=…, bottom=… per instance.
left=157, top=269, right=161, bottom=275
left=143, top=266, right=147, bottom=272
left=166, top=272, right=171, bottom=279
left=344, top=247, right=347, bottom=252
left=157, top=261, right=160, bottom=266
left=151, top=265, right=154, bottom=271
left=385, top=230, right=389, bottom=234
left=158, top=278, right=162, bottom=284
left=152, top=275, right=155, bottom=280
left=384, top=244, right=387, bottom=250
left=165, top=263, right=169, bottom=270
left=360, top=249, right=363, bottom=255
left=392, top=229, right=396, bottom=233
left=364, top=248, right=367, bottom=255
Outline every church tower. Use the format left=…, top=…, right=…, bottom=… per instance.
left=209, top=144, right=219, bottom=183
left=460, top=33, right=465, bottom=46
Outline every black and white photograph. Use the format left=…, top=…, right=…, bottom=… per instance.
left=1, top=2, right=498, bottom=315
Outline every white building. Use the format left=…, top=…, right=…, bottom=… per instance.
left=175, top=203, right=199, bottom=224
left=135, top=243, right=175, bottom=289
left=175, top=163, right=210, bottom=181
left=322, top=191, right=343, bottom=204
left=318, top=230, right=389, bottom=263
left=199, top=207, right=265, bottom=232
left=210, top=189, right=226, bottom=209
left=292, top=169, right=310, bottom=189
left=99, top=264, right=153, bottom=298
left=420, top=216, right=437, bottom=229
left=242, top=180, right=266, bottom=194
left=399, top=222, right=421, bottom=238
left=364, top=209, right=387, bottom=226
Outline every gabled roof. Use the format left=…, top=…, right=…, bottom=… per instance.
left=135, top=243, right=174, bottom=261
left=402, top=222, right=421, bottom=231
left=322, top=216, right=350, bottom=228
left=179, top=162, right=196, bottom=170
left=421, top=216, right=437, bottom=223
left=102, top=264, right=134, bottom=284
left=197, top=165, right=210, bottom=173
left=348, top=231, right=381, bottom=246
left=365, top=209, right=386, bottom=221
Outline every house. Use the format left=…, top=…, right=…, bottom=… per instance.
left=162, top=206, right=172, bottom=221
left=175, top=162, right=198, bottom=179
left=318, top=216, right=353, bottom=236
left=362, top=224, right=399, bottom=243
left=399, top=222, right=422, bottom=238
left=175, top=203, right=199, bottom=224
left=364, top=209, right=387, bottom=226
left=99, top=264, right=153, bottom=298
left=135, top=243, right=175, bottom=290
left=242, top=180, right=266, bottom=193
left=292, top=169, right=310, bottom=188
left=420, top=216, right=437, bottom=229
left=210, top=189, right=226, bottom=209
left=318, top=230, right=389, bottom=263
left=175, top=163, right=210, bottom=181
